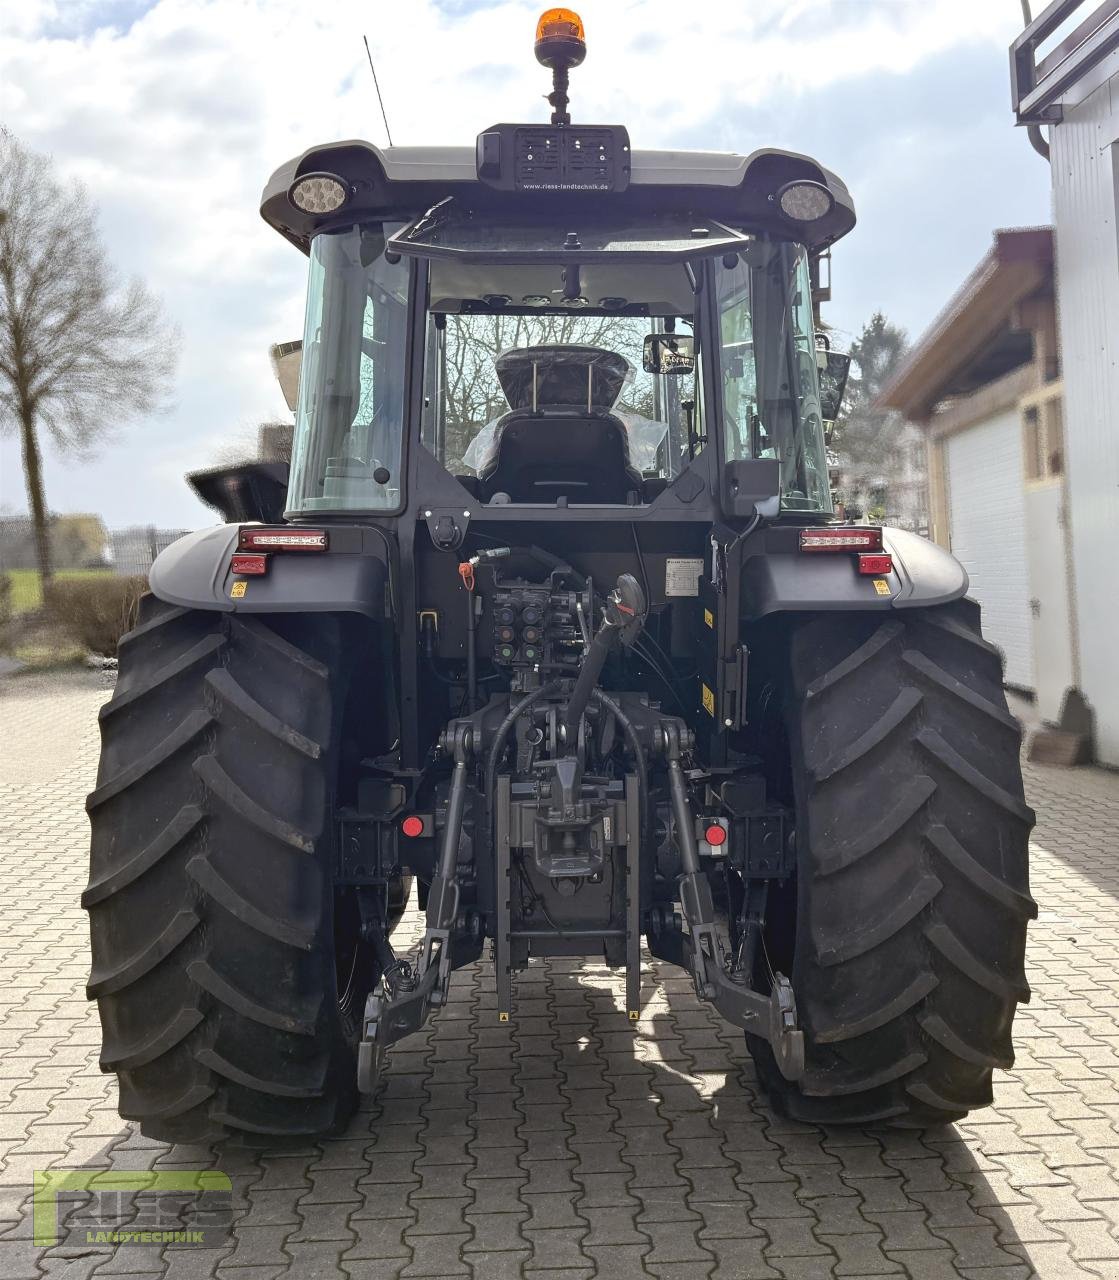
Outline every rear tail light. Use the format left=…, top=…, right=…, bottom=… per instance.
left=799, top=526, right=883, bottom=552
left=857, top=553, right=894, bottom=576
left=230, top=553, right=269, bottom=576
left=238, top=527, right=328, bottom=552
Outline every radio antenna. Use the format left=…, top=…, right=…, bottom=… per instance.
left=363, top=35, right=395, bottom=147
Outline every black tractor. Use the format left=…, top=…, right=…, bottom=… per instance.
left=86, top=10, right=1035, bottom=1144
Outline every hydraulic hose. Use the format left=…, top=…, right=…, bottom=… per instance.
left=485, top=681, right=562, bottom=845
left=466, top=593, right=478, bottom=712
left=564, top=620, right=618, bottom=740
left=590, top=688, right=651, bottom=855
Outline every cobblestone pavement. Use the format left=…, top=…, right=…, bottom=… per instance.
left=3, top=671, right=1119, bottom=1280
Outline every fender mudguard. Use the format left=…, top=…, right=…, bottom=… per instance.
left=741, top=526, right=967, bottom=621
left=148, top=524, right=390, bottom=618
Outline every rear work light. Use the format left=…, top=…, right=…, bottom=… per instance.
left=857, top=553, right=895, bottom=576
left=230, top=553, right=268, bottom=576
left=799, top=526, right=883, bottom=553
left=238, top=528, right=328, bottom=552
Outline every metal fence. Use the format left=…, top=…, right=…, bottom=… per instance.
left=0, top=518, right=190, bottom=577
left=108, top=526, right=191, bottom=577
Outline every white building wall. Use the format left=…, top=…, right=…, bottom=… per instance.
left=944, top=411, right=1035, bottom=691
left=1050, top=57, right=1119, bottom=766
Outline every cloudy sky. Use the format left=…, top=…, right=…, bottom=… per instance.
left=1, top=0, right=1052, bottom=529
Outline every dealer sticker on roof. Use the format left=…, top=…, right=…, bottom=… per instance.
left=665, top=558, right=704, bottom=598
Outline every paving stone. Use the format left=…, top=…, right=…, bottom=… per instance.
left=573, top=1204, right=646, bottom=1246
left=342, top=1213, right=413, bottom=1262
left=464, top=1251, right=531, bottom=1280
left=758, top=1216, right=834, bottom=1258
left=823, top=1230, right=906, bottom=1276
left=283, top=1239, right=348, bottom=1278
left=8, top=637, right=1119, bottom=1280
left=398, top=1231, right=471, bottom=1276
left=1002, top=1239, right=1107, bottom=1278
left=862, top=1208, right=953, bottom=1253
left=760, top=1259, right=832, bottom=1280
left=932, top=1225, right=1031, bottom=1270
left=219, top=1225, right=292, bottom=1269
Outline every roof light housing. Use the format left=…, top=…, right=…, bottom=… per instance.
left=776, top=179, right=835, bottom=224
left=288, top=172, right=350, bottom=215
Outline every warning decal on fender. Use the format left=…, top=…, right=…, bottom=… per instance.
left=231, top=581, right=248, bottom=599
left=701, top=683, right=715, bottom=716
left=872, top=578, right=891, bottom=597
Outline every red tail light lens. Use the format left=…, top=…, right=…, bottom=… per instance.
left=401, top=815, right=425, bottom=838
left=857, top=553, right=894, bottom=576
left=238, top=527, right=328, bottom=552
left=230, top=553, right=269, bottom=576
left=704, top=823, right=728, bottom=847
left=799, top=526, right=883, bottom=552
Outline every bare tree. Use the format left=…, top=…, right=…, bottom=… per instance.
left=0, top=130, right=177, bottom=585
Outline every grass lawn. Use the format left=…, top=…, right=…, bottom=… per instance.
left=6, top=568, right=115, bottom=615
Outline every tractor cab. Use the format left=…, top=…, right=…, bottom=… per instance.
left=261, top=12, right=854, bottom=528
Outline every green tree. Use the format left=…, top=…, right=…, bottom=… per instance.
left=0, top=130, right=177, bottom=587
left=831, top=311, right=909, bottom=514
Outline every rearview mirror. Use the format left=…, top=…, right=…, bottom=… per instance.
left=643, top=333, right=695, bottom=375
left=817, top=350, right=851, bottom=421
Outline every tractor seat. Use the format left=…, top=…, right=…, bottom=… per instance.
left=479, top=344, right=644, bottom=504
left=479, top=406, right=643, bottom=504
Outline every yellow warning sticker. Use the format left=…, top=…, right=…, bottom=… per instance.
left=701, top=683, right=715, bottom=716
left=704, top=608, right=714, bottom=629
left=872, top=578, right=891, bottom=597
left=230, top=581, right=248, bottom=599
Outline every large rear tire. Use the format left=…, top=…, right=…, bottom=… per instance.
left=749, top=599, right=1036, bottom=1126
left=85, top=599, right=375, bottom=1144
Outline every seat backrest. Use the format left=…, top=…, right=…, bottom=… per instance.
left=479, top=407, right=642, bottom=504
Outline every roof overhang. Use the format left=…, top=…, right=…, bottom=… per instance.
left=877, top=229, right=1054, bottom=423
left=260, top=138, right=855, bottom=255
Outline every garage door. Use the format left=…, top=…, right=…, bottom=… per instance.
left=946, top=409, right=1034, bottom=690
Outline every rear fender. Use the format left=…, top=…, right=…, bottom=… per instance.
left=148, top=524, right=390, bottom=618
left=741, top=526, right=967, bottom=621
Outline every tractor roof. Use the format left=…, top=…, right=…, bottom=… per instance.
left=260, top=140, right=856, bottom=256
